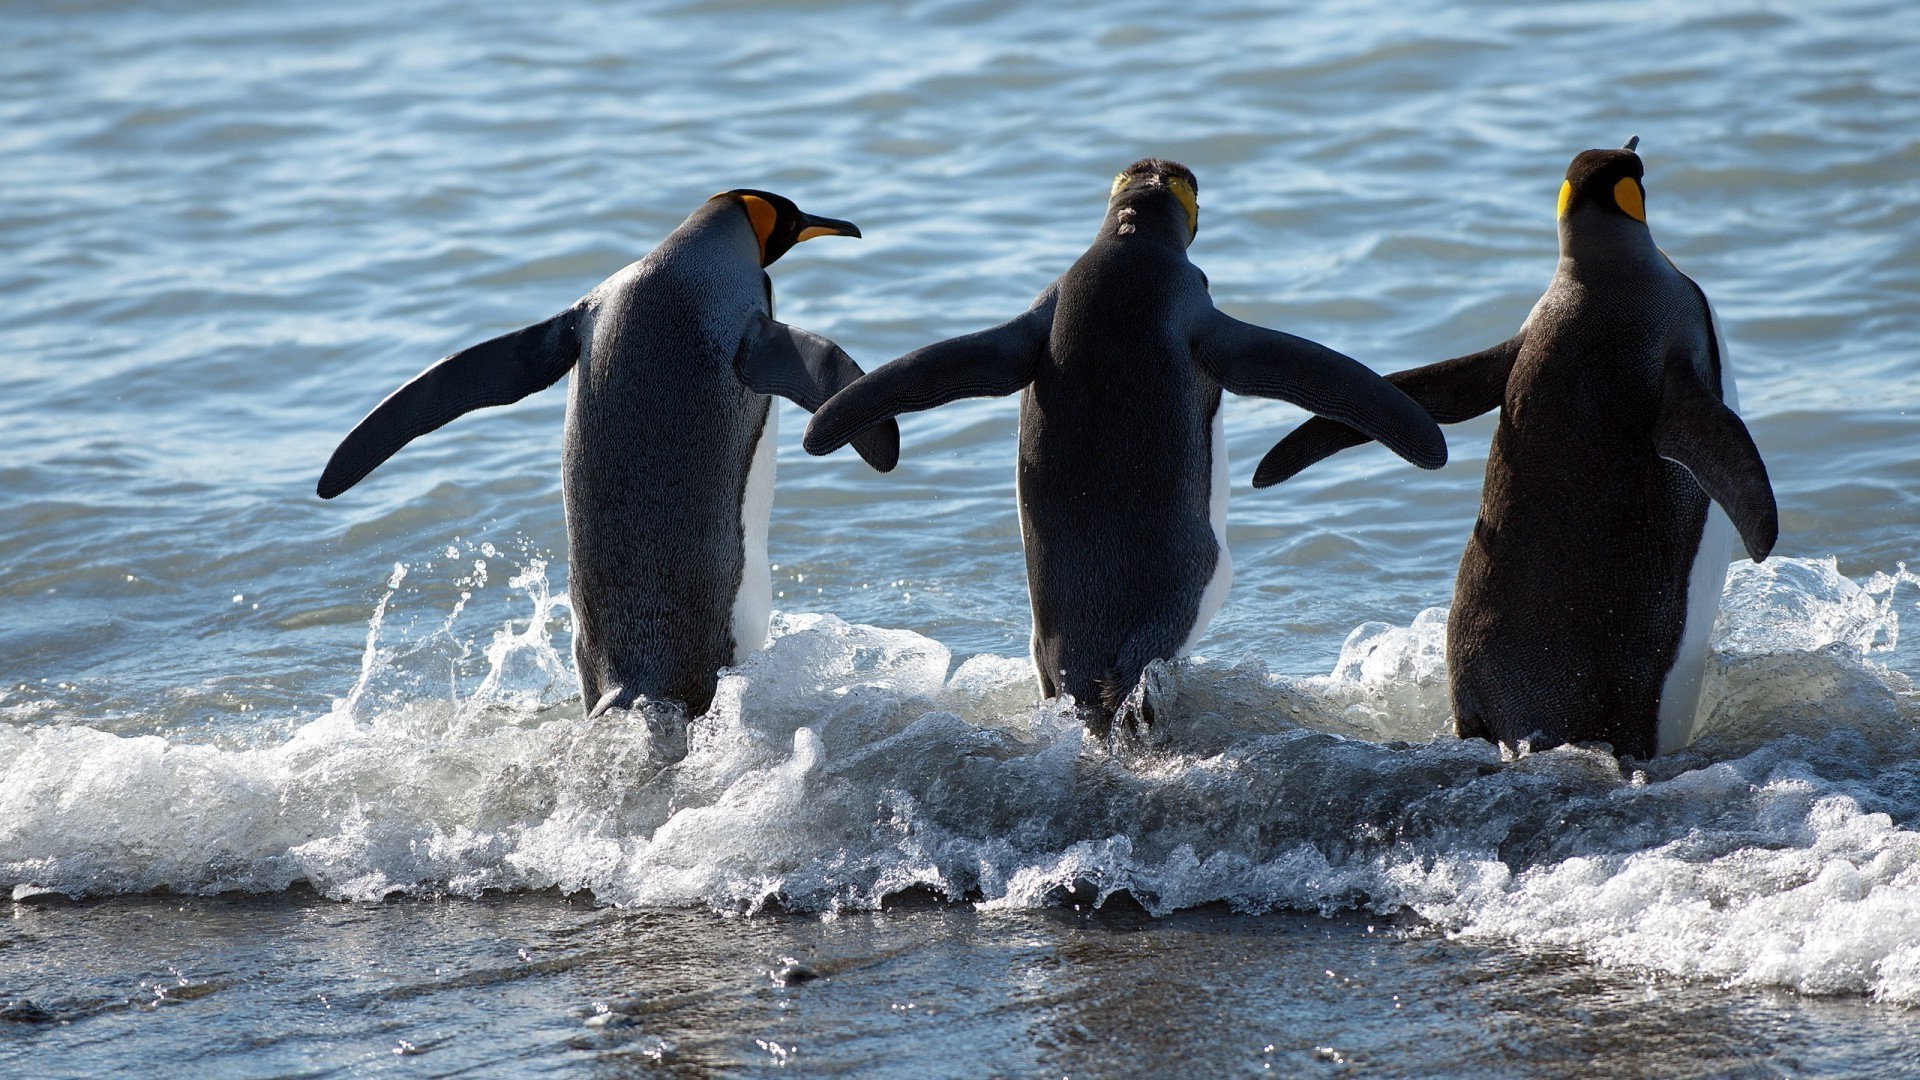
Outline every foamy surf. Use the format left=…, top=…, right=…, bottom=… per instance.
left=4, top=556, right=1919, bottom=1003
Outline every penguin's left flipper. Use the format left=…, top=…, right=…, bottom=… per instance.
left=736, top=314, right=900, bottom=472
left=1251, top=334, right=1524, bottom=487
left=803, top=288, right=1056, bottom=457
left=1193, top=309, right=1447, bottom=471
left=1653, top=355, right=1778, bottom=561
left=317, top=307, right=583, bottom=499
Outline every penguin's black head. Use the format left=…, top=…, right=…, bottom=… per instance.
left=1107, top=158, right=1199, bottom=245
left=713, top=189, right=861, bottom=267
left=1558, top=136, right=1647, bottom=225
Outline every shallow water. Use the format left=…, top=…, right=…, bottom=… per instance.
left=11, top=895, right=1920, bottom=1076
left=5, top=0, right=1920, bottom=1074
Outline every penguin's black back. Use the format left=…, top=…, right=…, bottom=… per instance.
left=1020, top=223, right=1221, bottom=719
left=563, top=205, right=769, bottom=717
left=1449, top=260, right=1717, bottom=758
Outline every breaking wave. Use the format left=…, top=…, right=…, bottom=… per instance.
left=5, top=556, right=1920, bottom=1003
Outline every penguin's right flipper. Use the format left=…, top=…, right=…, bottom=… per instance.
left=317, top=309, right=582, bottom=499
left=736, top=314, right=901, bottom=472
left=802, top=288, right=1056, bottom=457
left=1250, top=334, right=1524, bottom=487
left=1654, top=356, right=1778, bottom=561
left=1194, top=309, right=1447, bottom=473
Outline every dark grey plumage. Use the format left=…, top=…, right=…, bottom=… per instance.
left=319, top=191, right=897, bottom=718
left=806, top=159, right=1444, bottom=732
left=1258, top=142, right=1777, bottom=758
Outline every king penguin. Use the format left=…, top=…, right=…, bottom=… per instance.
left=803, top=159, right=1445, bottom=733
left=317, top=190, right=899, bottom=718
left=1256, top=138, right=1777, bottom=758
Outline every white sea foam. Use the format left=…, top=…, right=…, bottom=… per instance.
left=4, top=557, right=1920, bottom=1003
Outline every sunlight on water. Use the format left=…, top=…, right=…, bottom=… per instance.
left=4, top=0, right=1920, bottom=1067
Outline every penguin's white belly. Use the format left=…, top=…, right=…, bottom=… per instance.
left=1657, top=503, right=1732, bottom=754
left=1655, top=307, right=1739, bottom=754
left=730, top=404, right=778, bottom=664
left=1178, top=405, right=1232, bottom=655
left=1016, top=454, right=1045, bottom=692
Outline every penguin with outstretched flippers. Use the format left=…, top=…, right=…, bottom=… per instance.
left=320, top=191, right=898, bottom=720
left=805, top=159, right=1444, bottom=734
left=1256, top=139, right=1777, bottom=758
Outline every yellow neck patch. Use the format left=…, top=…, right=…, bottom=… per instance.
left=1556, top=180, right=1573, bottom=220
left=1612, top=176, right=1646, bottom=223
left=1168, top=176, right=1199, bottom=238
left=738, top=194, right=779, bottom=261
left=1109, top=173, right=1199, bottom=238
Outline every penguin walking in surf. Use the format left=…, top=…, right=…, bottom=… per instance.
left=318, top=191, right=899, bottom=718
left=804, top=159, right=1445, bottom=733
left=1258, top=139, right=1777, bottom=759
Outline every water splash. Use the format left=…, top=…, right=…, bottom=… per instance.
left=329, top=548, right=578, bottom=741
left=1716, top=556, right=1915, bottom=657
left=338, top=562, right=406, bottom=719
left=1302, top=606, right=1454, bottom=742
left=4, top=556, right=1920, bottom=1005
left=467, top=559, right=574, bottom=715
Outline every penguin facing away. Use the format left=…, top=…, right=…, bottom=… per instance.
left=318, top=190, right=899, bottom=718
left=1257, top=138, right=1777, bottom=759
left=804, top=159, right=1445, bottom=733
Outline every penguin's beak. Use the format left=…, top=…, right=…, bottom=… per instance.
left=795, top=214, right=861, bottom=243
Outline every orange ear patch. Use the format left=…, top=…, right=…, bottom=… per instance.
left=739, top=194, right=779, bottom=255
left=1557, top=180, right=1573, bottom=219
left=1612, top=176, right=1646, bottom=223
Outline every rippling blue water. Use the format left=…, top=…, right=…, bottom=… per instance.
left=5, top=0, right=1920, bottom=1073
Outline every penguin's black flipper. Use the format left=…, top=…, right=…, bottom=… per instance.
left=802, top=289, right=1056, bottom=457
left=317, top=309, right=582, bottom=499
left=1654, top=357, right=1778, bottom=562
left=736, top=314, right=901, bottom=472
left=1251, top=334, right=1524, bottom=487
left=1193, top=309, right=1447, bottom=473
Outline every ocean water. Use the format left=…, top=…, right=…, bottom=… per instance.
left=5, top=0, right=1920, bottom=1074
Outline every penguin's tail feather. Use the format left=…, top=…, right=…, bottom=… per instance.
left=1093, top=671, right=1133, bottom=718
left=1098, top=655, right=1176, bottom=740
